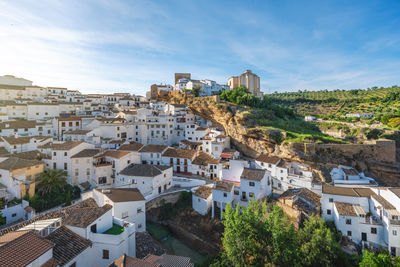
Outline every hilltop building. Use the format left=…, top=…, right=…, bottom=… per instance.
left=228, top=70, right=263, bottom=98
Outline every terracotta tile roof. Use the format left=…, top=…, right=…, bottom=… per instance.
left=2, top=136, right=32, bottom=145
left=64, top=204, right=113, bottom=228
left=57, top=117, right=82, bottom=121
left=143, top=254, right=194, bottom=267
left=162, top=148, right=196, bottom=159
left=179, top=140, right=202, bottom=146
left=96, top=188, right=145, bottom=202
left=0, top=230, right=31, bottom=247
left=0, top=157, right=42, bottom=171
left=334, top=202, right=358, bottom=216
left=71, top=149, right=100, bottom=158
left=0, top=231, right=53, bottom=267
left=256, top=154, right=281, bottom=164
left=240, top=168, right=266, bottom=181
left=120, top=164, right=171, bottom=177
left=0, top=198, right=98, bottom=236
left=41, top=257, right=59, bottom=267
left=6, top=150, right=43, bottom=161
left=139, top=145, right=169, bottom=153
left=39, top=141, right=83, bottom=151
left=192, top=151, right=220, bottom=165
left=46, top=226, right=92, bottom=266
left=214, top=181, right=234, bottom=192
left=0, top=120, right=36, bottom=130
left=322, top=185, right=375, bottom=197
left=194, top=186, right=212, bottom=199
left=110, top=254, right=157, bottom=267
left=279, top=188, right=321, bottom=207
left=195, top=127, right=208, bottom=131
left=371, top=194, right=396, bottom=210
left=342, top=168, right=359, bottom=176
left=119, top=142, right=144, bottom=152
left=389, top=188, right=400, bottom=198
left=63, top=130, right=92, bottom=135
left=100, top=150, right=131, bottom=159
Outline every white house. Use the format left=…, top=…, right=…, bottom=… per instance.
left=117, top=164, right=173, bottom=197
left=192, top=185, right=213, bottom=216
left=212, top=181, right=235, bottom=220
left=237, top=168, right=272, bottom=208
left=139, top=144, right=169, bottom=165
left=161, top=148, right=196, bottom=174
left=330, top=165, right=377, bottom=187
left=321, top=185, right=400, bottom=256
left=192, top=151, right=222, bottom=179
left=84, top=188, right=146, bottom=232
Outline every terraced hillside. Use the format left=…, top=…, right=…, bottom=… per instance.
left=266, top=86, right=400, bottom=118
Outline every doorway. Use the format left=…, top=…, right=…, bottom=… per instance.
left=362, top=232, right=367, bottom=242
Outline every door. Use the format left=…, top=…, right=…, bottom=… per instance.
left=201, top=172, right=204, bottom=177
left=177, top=166, right=180, bottom=173
left=164, top=184, right=167, bottom=190
left=362, top=232, right=367, bottom=242
left=158, top=186, right=161, bottom=193
left=242, top=192, right=246, bottom=200
left=91, top=224, right=97, bottom=233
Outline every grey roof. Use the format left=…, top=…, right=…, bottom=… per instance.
left=240, top=168, right=266, bottom=181
left=64, top=204, right=113, bottom=228
left=143, top=254, right=194, bottom=267
left=71, top=149, right=100, bottom=158
left=120, top=164, right=171, bottom=177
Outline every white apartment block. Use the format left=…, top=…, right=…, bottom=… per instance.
left=321, top=185, right=400, bottom=256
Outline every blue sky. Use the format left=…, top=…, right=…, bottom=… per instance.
left=0, top=0, right=399, bottom=95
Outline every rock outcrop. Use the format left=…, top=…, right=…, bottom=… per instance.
left=162, top=92, right=400, bottom=185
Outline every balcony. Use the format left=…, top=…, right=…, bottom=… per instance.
left=363, top=216, right=382, bottom=225
left=93, top=162, right=112, bottom=167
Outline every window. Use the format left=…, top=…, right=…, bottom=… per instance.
left=53, top=152, right=57, bottom=156
left=329, top=198, right=333, bottom=203
left=12, top=213, right=16, bottom=217
left=69, top=122, right=73, bottom=127
left=234, top=190, right=239, bottom=195
left=64, top=163, right=67, bottom=170
left=122, top=211, right=128, bottom=218
left=76, top=122, right=79, bottom=126
left=393, top=230, right=397, bottom=236
left=346, top=219, right=352, bottom=225
left=327, top=209, right=331, bottom=215
left=75, top=169, right=79, bottom=176
left=64, top=152, right=67, bottom=156
left=249, top=181, right=255, bottom=186
left=223, top=193, right=227, bottom=197
left=249, top=192, right=254, bottom=198
left=62, top=122, right=65, bottom=127
left=138, top=224, right=142, bottom=229
left=371, top=228, right=377, bottom=234
left=347, top=231, right=352, bottom=237
left=137, top=208, right=143, bottom=213
left=102, top=249, right=109, bottom=259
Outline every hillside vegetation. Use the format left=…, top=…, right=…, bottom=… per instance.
left=220, top=86, right=346, bottom=144
left=264, top=86, right=400, bottom=128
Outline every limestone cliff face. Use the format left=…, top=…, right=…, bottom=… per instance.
left=162, top=92, right=400, bottom=185
left=164, top=92, right=283, bottom=159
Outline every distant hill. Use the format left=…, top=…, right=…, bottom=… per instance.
left=265, top=86, right=400, bottom=118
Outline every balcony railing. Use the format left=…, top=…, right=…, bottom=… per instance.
left=93, top=162, right=112, bottom=167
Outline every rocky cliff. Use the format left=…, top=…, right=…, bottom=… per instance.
left=161, top=92, right=400, bottom=185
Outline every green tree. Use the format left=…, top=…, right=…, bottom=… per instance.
left=65, top=188, right=72, bottom=206
left=360, top=250, right=400, bottom=267
left=297, top=215, right=340, bottom=267
left=192, top=85, right=201, bottom=97
left=0, top=211, right=5, bottom=225
left=222, top=201, right=298, bottom=266
left=36, top=169, right=67, bottom=196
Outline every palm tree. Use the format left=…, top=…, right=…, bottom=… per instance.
left=36, top=169, right=67, bottom=196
